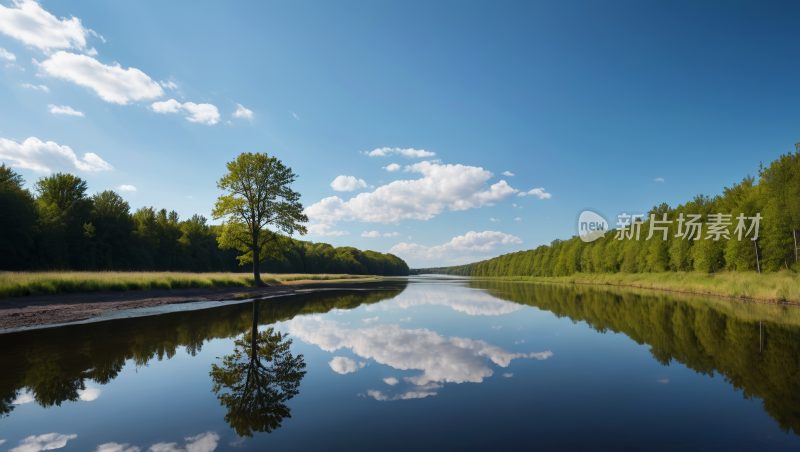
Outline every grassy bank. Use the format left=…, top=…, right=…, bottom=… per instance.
left=0, top=271, right=377, bottom=299
left=473, top=271, right=800, bottom=304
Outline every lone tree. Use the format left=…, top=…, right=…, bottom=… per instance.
left=213, top=152, right=308, bottom=286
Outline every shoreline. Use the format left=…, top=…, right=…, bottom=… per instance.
left=0, top=278, right=381, bottom=331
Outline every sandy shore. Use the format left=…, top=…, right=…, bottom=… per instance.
left=0, top=278, right=379, bottom=331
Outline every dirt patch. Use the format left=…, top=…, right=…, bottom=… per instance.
left=0, top=278, right=379, bottom=331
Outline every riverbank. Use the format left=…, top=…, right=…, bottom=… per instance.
left=0, top=276, right=381, bottom=331
left=471, top=271, right=800, bottom=305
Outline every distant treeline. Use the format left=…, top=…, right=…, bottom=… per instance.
left=0, top=167, right=408, bottom=276
left=419, top=144, right=800, bottom=277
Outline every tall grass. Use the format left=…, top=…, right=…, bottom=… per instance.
left=473, top=271, right=800, bottom=303
left=0, top=272, right=377, bottom=299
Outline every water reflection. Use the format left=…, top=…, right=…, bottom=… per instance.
left=210, top=301, right=306, bottom=437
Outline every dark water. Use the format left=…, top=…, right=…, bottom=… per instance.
left=1, top=277, right=799, bottom=451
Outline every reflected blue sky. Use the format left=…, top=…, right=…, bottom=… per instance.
left=1, top=278, right=797, bottom=450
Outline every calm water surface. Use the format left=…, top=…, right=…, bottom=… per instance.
left=1, top=277, right=799, bottom=451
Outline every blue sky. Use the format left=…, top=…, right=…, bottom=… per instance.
left=1, top=0, right=798, bottom=268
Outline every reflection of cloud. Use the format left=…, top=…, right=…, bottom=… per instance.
left=94, top=443, right=141, bottom=452
left=362, top=316, right=379, bottom=325
left=329, top=357, right=366, bottom=374
left=393, top=288, right=521, bottom=316
left=12, top=389, right=34, bottom=405
left=330, top=308, right=350, bottom=315
left=656, top=379, right=669, bottom=384
left=78, top=385, right=101, bottom=401
left=367, top=383, right=442, bottom=401
left=492, top=326, right=503, bottom=329
left=228, top=438, right=245, bottom=448
left=502, top=373, right=513, bottom=378
left=515, top=340, right=525, bottom=345
left=148, top=432, right=219, bottom=452
left=383, top=377, right=399, bottom=386
left=0, top=440, right=7, bottom=446
left=10, top=434, right=77, bottom=452
left=286, top=317, right=552, bottom=387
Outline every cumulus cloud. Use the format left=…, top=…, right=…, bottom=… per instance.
left=362, top=316, right=380, bottom=325
left=231, top=104, right=253, bottom=120
left=36, top=52, right=163, bottom=104
left=390, top=231, right=522, bottom=262
left=0, top=0, right=100, bottom=52
left=118, top=185, right=136, bottom=192
left=502, top=171, right=514, bottom=176
left=307, top=223, right=349, bottom=237
left=490, top=218, right=499, bottom=222
left=517, top=187, right=552, bottom=199
left=330, top=175, right=368, bottom=192
left=150, top=99, right=220, bottom=125
left=383, top=232, right=400, bottom=237
left=306, top=161, right=518, bottom=225
left=328, top=356, right=366, bottom=374
left=383, top=377, right=399, bottom=386
left=10, top=433, right=77, bottom=452
left=147, top=432, right=219, bottom=452
left=12, top=389, right=34, bottom=405
left=363, top=147, right=435, bottom=158
left=502, top=373, right=513, bottom=378
left=383, top=163, right=401, bottom=172
left=78, top=385, right=100, bottom=401
left=392, top=285, right=521, bottom=316
left=20, top=83, right=48, bottom=91
left=285, top=317, right=551, bottom=388
left=0, top=46, right=15, bottom=60
left=159, top=80, right=178, bottom=90
left=654, top=178, right=664, bottom=182
left=366, top=383, right=442, bottom=401
left=361, top=231, right=381, bottom=238
left=1, top=137, right=112, bottom=172
left=48, top=104, right=83, bottom=116
left=94, top=444, right=140, bottom=452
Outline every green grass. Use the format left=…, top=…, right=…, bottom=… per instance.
left=0, top=271, right=377, bottom=299
left=472, top=271, right=800, bottom=303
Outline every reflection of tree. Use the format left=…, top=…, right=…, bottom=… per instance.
left=210, top=300, right=306, bottom=437
left=1, top=390, right=16, bottom=418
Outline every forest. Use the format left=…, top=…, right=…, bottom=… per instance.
left=0, top=166, right=408, bottom=276
left=420, top=144, right=800, bottom=277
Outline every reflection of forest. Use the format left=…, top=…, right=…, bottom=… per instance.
left=471, top=280, right=800, bottom=435
left=0, top=282, right=406, bottom=419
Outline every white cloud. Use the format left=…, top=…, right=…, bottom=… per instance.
left=490, top=218, right=499, bottom=222
left=654, top=178, right=664, bottom=182
left=48, top=104, right=83, bottom=116
left=392, top=285, right=521, bottom=316
left=517, top=187, right=552, bottom=199
left=20, top=83, right=48, bottom=92
left=382, top=163, right=401, bottom=172
left=285, top=317, right=552, bottom=388
left=502, top=373, right=513, bottom=378
left=148, top=432, right=219, bottom=452
left=12, top=389, right=33, bottom=405
left=0, top=440, right=6, bottom=446
left=328, top=356, right=366, bottom=374
left=36, top=52, right=163, bottom=104
left=290, top=111, right=299, bottom=120
left=390, top=231, right=522, bottom=262
left=361, top=231, right=381, bottom=238
left=78, top=385, right=100, bottom=401
left=383, top=377, right=399, bottom=386
left=10, top=433, right=77, bottom=452
left=363, top=147, right=435, bottom=158
left=231, top=103, right=253, bottom=120
left=330, top=175, right=368, bottom=192
left=399, top=317, right=411, bottom=322
left=383, top=232, right=400, bottom=237
left=515, top=340, right=525, bottom=344
left=502, top=171, right=514, bottom=176
left=159, top=80, right=178, bottom=90
left=0, top=0, right=99, bottom=52
left=362, top=316, right=379, bottom=325
left=94, top=444, right=140, bottom=452
left=366, top=383, right=442, bottom=401
left=150, top=99, right=219, bottom=125
left=306, top=161, right=518, bottom=225
left=307, top=223, right=349, bottom=237
left=514, top=217, right=521, bottom=221
left=1, top=137, right=112, bottom=172
left=0, top=47, right=15, bottom=60
left=118, top=185, right=136, bottom=192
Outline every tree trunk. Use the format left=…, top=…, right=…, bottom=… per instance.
left=251, top=300, right=259, bottom=361
left=252, top=230, right=267, bottom=287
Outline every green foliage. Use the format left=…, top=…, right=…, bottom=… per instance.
left=418, top=143, right=800, bottom=278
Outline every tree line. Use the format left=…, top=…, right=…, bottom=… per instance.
left=0, top=164, right=408, bottom=276
left=422, top=144, right=800, bottom=277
